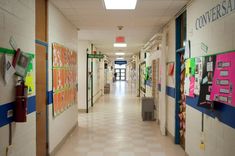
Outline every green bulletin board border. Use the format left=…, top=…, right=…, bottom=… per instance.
left=0, top=47, right=35, bottom=58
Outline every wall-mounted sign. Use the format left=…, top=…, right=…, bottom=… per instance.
left=195, top=0, right=235, bottom=30
left=87, top=54, right=104, bottom=59
left=114, top=60, right=127, bottom=65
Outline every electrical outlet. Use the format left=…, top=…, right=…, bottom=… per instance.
left=7, top=109, right=13, bottom=118
left=6, top=145, right=13, bottom=156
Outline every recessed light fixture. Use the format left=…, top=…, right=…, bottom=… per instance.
left=104, top=0, right=137, bottom=10
left=116, top=57, right=124, bottom=60
left=113, top=43, right=127, bottom=47
left=115, top=52, right=125, bottom=55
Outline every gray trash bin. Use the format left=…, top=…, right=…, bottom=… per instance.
left=141, top=97, right=155, bottom=121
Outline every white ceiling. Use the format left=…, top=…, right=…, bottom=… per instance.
left=51, top=0, right=189, bottom=56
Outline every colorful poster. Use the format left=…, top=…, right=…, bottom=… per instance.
left=52, top=43, right=78, bottom=116
left=184, top=58, right=195, bottom=97
left=210, top=52, right=235, bottom=107
left=198, top=55, right=216, bottom=108
left=194, top=57, right=204, bottom=95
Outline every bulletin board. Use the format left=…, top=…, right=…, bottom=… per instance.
left=140, top=62, right=146, bottom=93
left=210, top=52, right=235, bottom=107
left=52, top=43, right=78, bottom=116
left=146, top=66, right=152, bottom=86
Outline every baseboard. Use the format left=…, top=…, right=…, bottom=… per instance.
left=166, top=129, right=175, bottom=143
left=49, top=123, right=78, bottom=156
left=78, top=109, right=87, bottom=113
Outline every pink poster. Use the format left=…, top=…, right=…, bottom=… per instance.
left=210, top=52, right=235, bottom=107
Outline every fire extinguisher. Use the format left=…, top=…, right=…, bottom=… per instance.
left=14, top=80, right=28, bottom=122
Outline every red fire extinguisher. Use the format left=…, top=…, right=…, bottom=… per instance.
left=14, top=80, right=28, bottom=122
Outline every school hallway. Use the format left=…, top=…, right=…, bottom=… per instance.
left=1, top=0, right=235, bottom=156
left=56, top=81, right=185, bottom=156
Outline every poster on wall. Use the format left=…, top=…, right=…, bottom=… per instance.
left=140, top=62, right=146, bottom=92
left=194, top=57, right=204, bottom=95
left=210, top=52, right=235, bottom=107
left=52, top=43, right=78, bottom=116
left=198, top=55, right=216, bottom=108
left=184, top=58, right=195, bottom=97
left=146, top=66, right=152, bottom=86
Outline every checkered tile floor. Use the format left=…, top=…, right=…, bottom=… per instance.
left=56, top=82, right=186, bottom=156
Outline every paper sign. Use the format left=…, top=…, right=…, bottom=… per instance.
left=189, top=76, right=195, bottom=97
left=194, top=57, right=204, bottom=95
left=3, top=54, right=15, bottom=84
left=220, top=70, right=228, bottom=76
left=198, top=55, right=216, bottom=108
left=210, top=52, right=235, bottom=107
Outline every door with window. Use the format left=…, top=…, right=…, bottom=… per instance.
left=115, top=68, right=126, bottom=81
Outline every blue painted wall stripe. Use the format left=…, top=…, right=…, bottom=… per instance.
left=47, top=90, right=53, bottom=105
left=35, top=39, right=48, bottom=47
left=166, top=86, right=175, bottom=98
left=0, top=96, right=36, bottom=127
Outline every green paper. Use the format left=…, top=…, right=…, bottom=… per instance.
left=190, top=58, right=196, bottom=75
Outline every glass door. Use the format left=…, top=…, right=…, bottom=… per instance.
left=115, top=68, right=126, bottom=81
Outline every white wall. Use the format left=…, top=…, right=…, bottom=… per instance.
left=164, top=20, right=176, bottom=137
left=77, top=40, right=90, bottom=110
left=47, top=1, right=78, bottom=154
left=0, top=1, right=36, bottom=156
left=185, top=0, right=235, bottom=156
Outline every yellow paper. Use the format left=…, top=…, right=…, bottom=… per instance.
left=185, top=59, right=190, bottom=76
left=25, top=72, right=35, bottom=95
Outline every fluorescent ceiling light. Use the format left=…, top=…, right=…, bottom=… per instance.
left=113, top=43, right=127, bottom=47
left=104, top=0, right=137, bottom=10
left=115, top=52, right=125, bottom=55
left=116, top=57, right=124, bottom=60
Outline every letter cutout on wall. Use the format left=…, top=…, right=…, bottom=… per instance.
left=210, top=52, right=235, bottom=107
left=52, top=43, right=78, bottom=116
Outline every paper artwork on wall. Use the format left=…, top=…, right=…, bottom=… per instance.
left=146, top=66, right=152, bottom=86
left=3, top=54, right=15, bottom=84
left=184, top=58, right=195, bottom=97
left=194, top=57, right=204, bottom=95
left=210, top=52, right=235, bottom=107
left=198, top=55, right=216, bottom=108
left=167, top=62, right=174, bottom=76
left=52, top=43, right=78, bottom=117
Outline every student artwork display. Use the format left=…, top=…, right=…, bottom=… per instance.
left=210, top=52, right=235, bottom=107
left=184, top=58, right=195, bottom=97
left=52, top=43, right=78, bottom=116
left=167, top=62, right=174, bottom=76
left=146, top=66, right=152, bottom=86
left=194, top=57, right=204, bottom=95
left=198, top=55, right=216, bottom=108
left=140, top=62, right=146, bottom=92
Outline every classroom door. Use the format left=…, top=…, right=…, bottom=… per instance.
left=153, top=59, right=160, bottom=123
left=36, top=0, right=47, bottom=155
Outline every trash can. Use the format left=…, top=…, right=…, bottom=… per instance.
left=141, top=97, right=155, bottom=121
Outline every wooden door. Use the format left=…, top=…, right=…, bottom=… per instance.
left=36, top=0, right=47, bottom=155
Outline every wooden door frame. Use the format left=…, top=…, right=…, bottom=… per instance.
left=36, top=0, right=48, bottom=155
left=175, top=10, right=187, bottom=147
